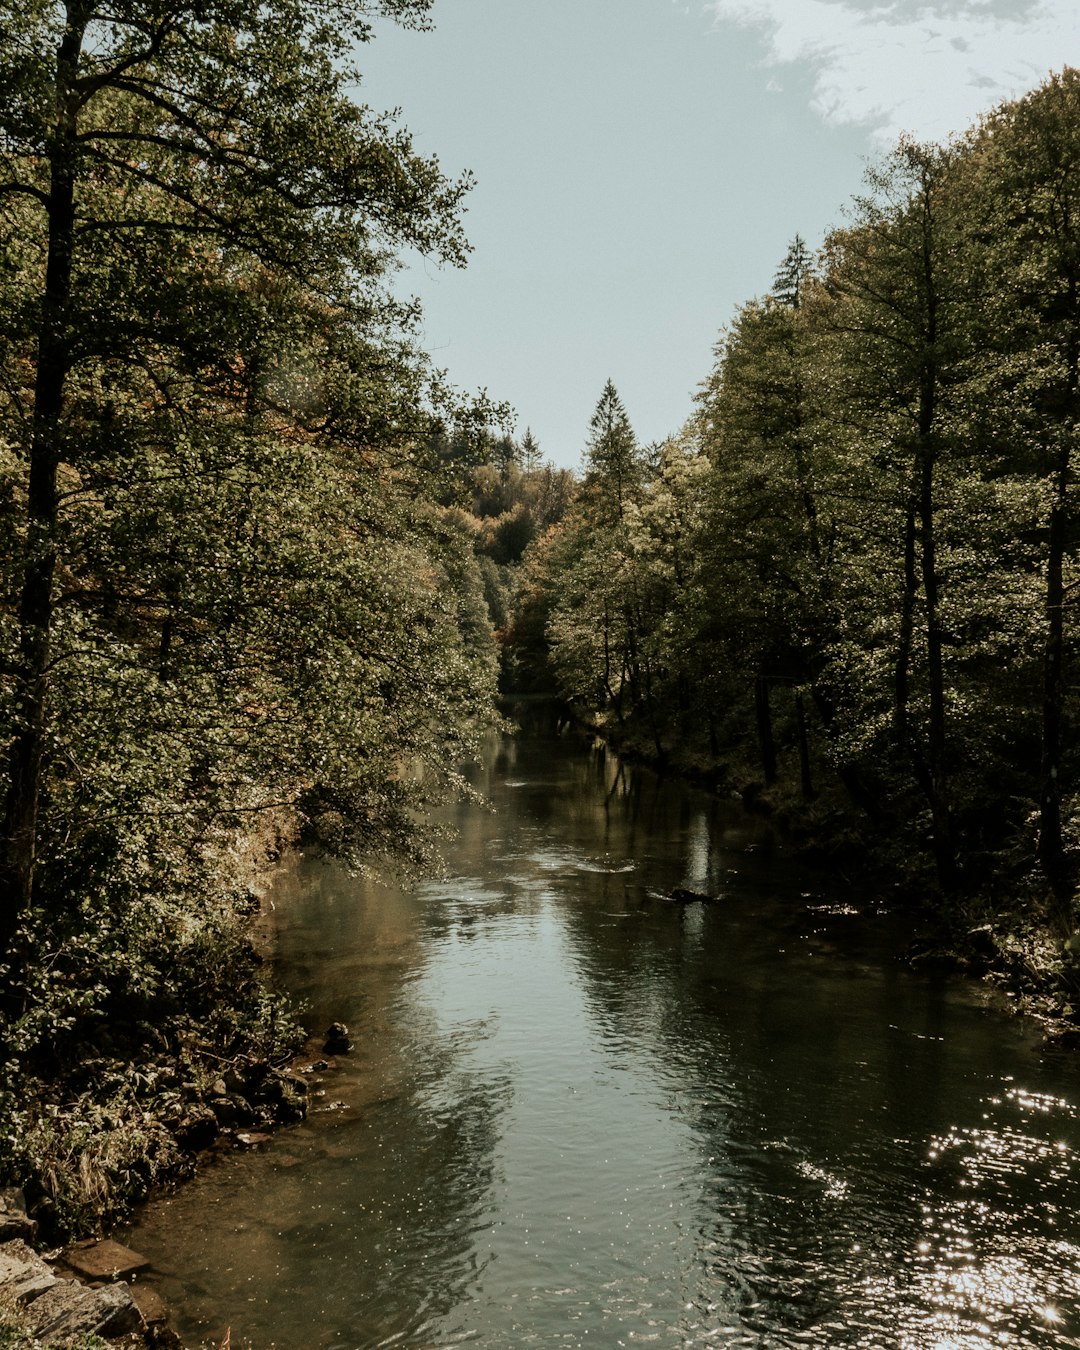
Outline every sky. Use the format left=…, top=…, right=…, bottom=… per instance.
left=359, top=0, right=1080, bottom=469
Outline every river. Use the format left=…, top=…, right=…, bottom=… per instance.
left=126, top=732, right=1080, bottom=1348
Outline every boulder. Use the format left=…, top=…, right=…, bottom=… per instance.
left=322, top=1022, right=351, bottom=1055
left=0, top=1189, right=37, bottom=1243
left=208, top=1094, right=255, bottom=1127
left=0, top=1193, right=36, bottom=1242
left=130, top=1281, right=170, bottom=1326
left=0, top=1239, right=56, bottom=1304
left=25, top=1278, right=143, bottom=1340
left=171, top=1102, right=219, bottom=1151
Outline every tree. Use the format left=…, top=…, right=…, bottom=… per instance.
left=815, top=140, right=971, bottom=889
left=582, top=380, right=643, bottom=523
left=695, top=248, right=834, bottom=797
left=772, top=233, right=815, bottom=309
left=0, top=0, right=476, bottom=955
left=521, top=428, right=542, bottom=473
left=962, top=69, right=1080, bottom=907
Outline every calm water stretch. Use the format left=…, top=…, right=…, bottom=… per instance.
left=126, top=734, right=1080, bottom=1348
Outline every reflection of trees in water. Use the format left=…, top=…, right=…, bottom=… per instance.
left=129, top=1029, right=510, bottom=1349
left=528, top=737, right=1080, bottom=1346
left=268, top=1063, right=511, bottom=1347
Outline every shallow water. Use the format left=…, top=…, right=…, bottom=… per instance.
left=126, top=734, right=1080, bottom=1348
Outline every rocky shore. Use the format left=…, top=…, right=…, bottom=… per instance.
left=0, top=1016, right=354, bottom=1349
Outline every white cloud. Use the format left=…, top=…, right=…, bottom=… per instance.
left=707, top=0, right=1080, bottom=142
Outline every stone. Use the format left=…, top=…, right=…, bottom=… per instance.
left=172, top=1103, right=219, bottom=1151
left=130, top=1281, right=170, bottom=1325
left=323, top=1022, right=351, bottom=1054
left=0, top=1189, right=37, bottom=1243
left=0, top=1239, right=56, bottom=1304
left=668, top=887, right=714, bottom=904
left=235, top=1131, right=273, bottom=1148
left=61, top=1238, right=150, bottom=1281
left=209, top=1094, right=254, bottom=1127
left=26, top=1279, right=143, bottom=1340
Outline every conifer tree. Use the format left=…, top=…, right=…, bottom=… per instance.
left=772, top=234, right=815, bottom=309
left=583, top=380, right=642, bottom=523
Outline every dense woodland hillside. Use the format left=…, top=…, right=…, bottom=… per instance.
left=0, top=0, right=501, bottom=1237
left=3, top=0, right=1080, bottom=1256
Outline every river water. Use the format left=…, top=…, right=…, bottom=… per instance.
left=126, top=733, right=1080, bottom=1348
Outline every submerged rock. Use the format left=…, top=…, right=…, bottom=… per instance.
left=667, top=887, right=715, bottom=904
left=61, top=1238, right=150, bottom=1281
left=322, top=1022, right=352, bottom=1055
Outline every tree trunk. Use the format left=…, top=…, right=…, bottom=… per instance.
left=795, top=689, right=814, bottom=800
left=0, top=9, right=85, bottom=954
left=755, top=677, right=777, bottom=786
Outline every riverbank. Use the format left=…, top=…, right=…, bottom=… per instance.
left=0, top=826, right=318, bottom=1349
left=555, top=707, right=1080, bottom=1045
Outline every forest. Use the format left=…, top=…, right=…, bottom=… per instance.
left=493, top=70, right=1080, bottom=987
left=2, top=0, right=1080, bottom=1265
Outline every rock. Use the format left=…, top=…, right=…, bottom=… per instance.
left=667, top=887, right=714, bottom=904
left=62, top=1238, right=150, bottom=1281
left=208, top=1095, right=254, bottom=1128
left=322, top=1023, right=352, bottom=1055
left=235, top=1131, right=273, bottom=1148
left=223, top=1066, right=247, bottom=1095
left=172, top=1103, right=219, bottom=1151
left=0, top=1188, right=37, bottom=1243
left=0, top=1238, right=56, bottom=1304
left=966, top=924, right=998, bottom=962
left=130, top=1281, right=170, bottom=1325
left=26, top=1278, right=143, bottom=1340
left=322, top=1020, right=351, bottom=1053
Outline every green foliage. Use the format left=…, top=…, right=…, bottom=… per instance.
left=519, top=67, right=1080, bottom=932
left=0, top=0, right=503, bottom=1242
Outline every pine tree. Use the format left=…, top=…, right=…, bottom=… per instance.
left=583, top=380, right=642, bottom=523
left=772, top=234, right=815, bottom=309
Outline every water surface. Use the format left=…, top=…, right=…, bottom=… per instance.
left=127, top=734, right=1080, bottom=1348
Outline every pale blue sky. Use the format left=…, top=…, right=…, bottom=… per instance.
left=360, top=0, right=1080, bottom=469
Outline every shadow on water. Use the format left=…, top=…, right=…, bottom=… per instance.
left=126, top=732, right=1080, bottom=1349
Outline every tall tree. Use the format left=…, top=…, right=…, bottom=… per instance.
left=582, top=380, right=642, bottom=524
left=772, top=233, right=815, bottom=309
left=817, top=140, right=968, bottom=890
left=0, top=0, right=473, bottom=954
left=963, top=69, right=1080, bottom=905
